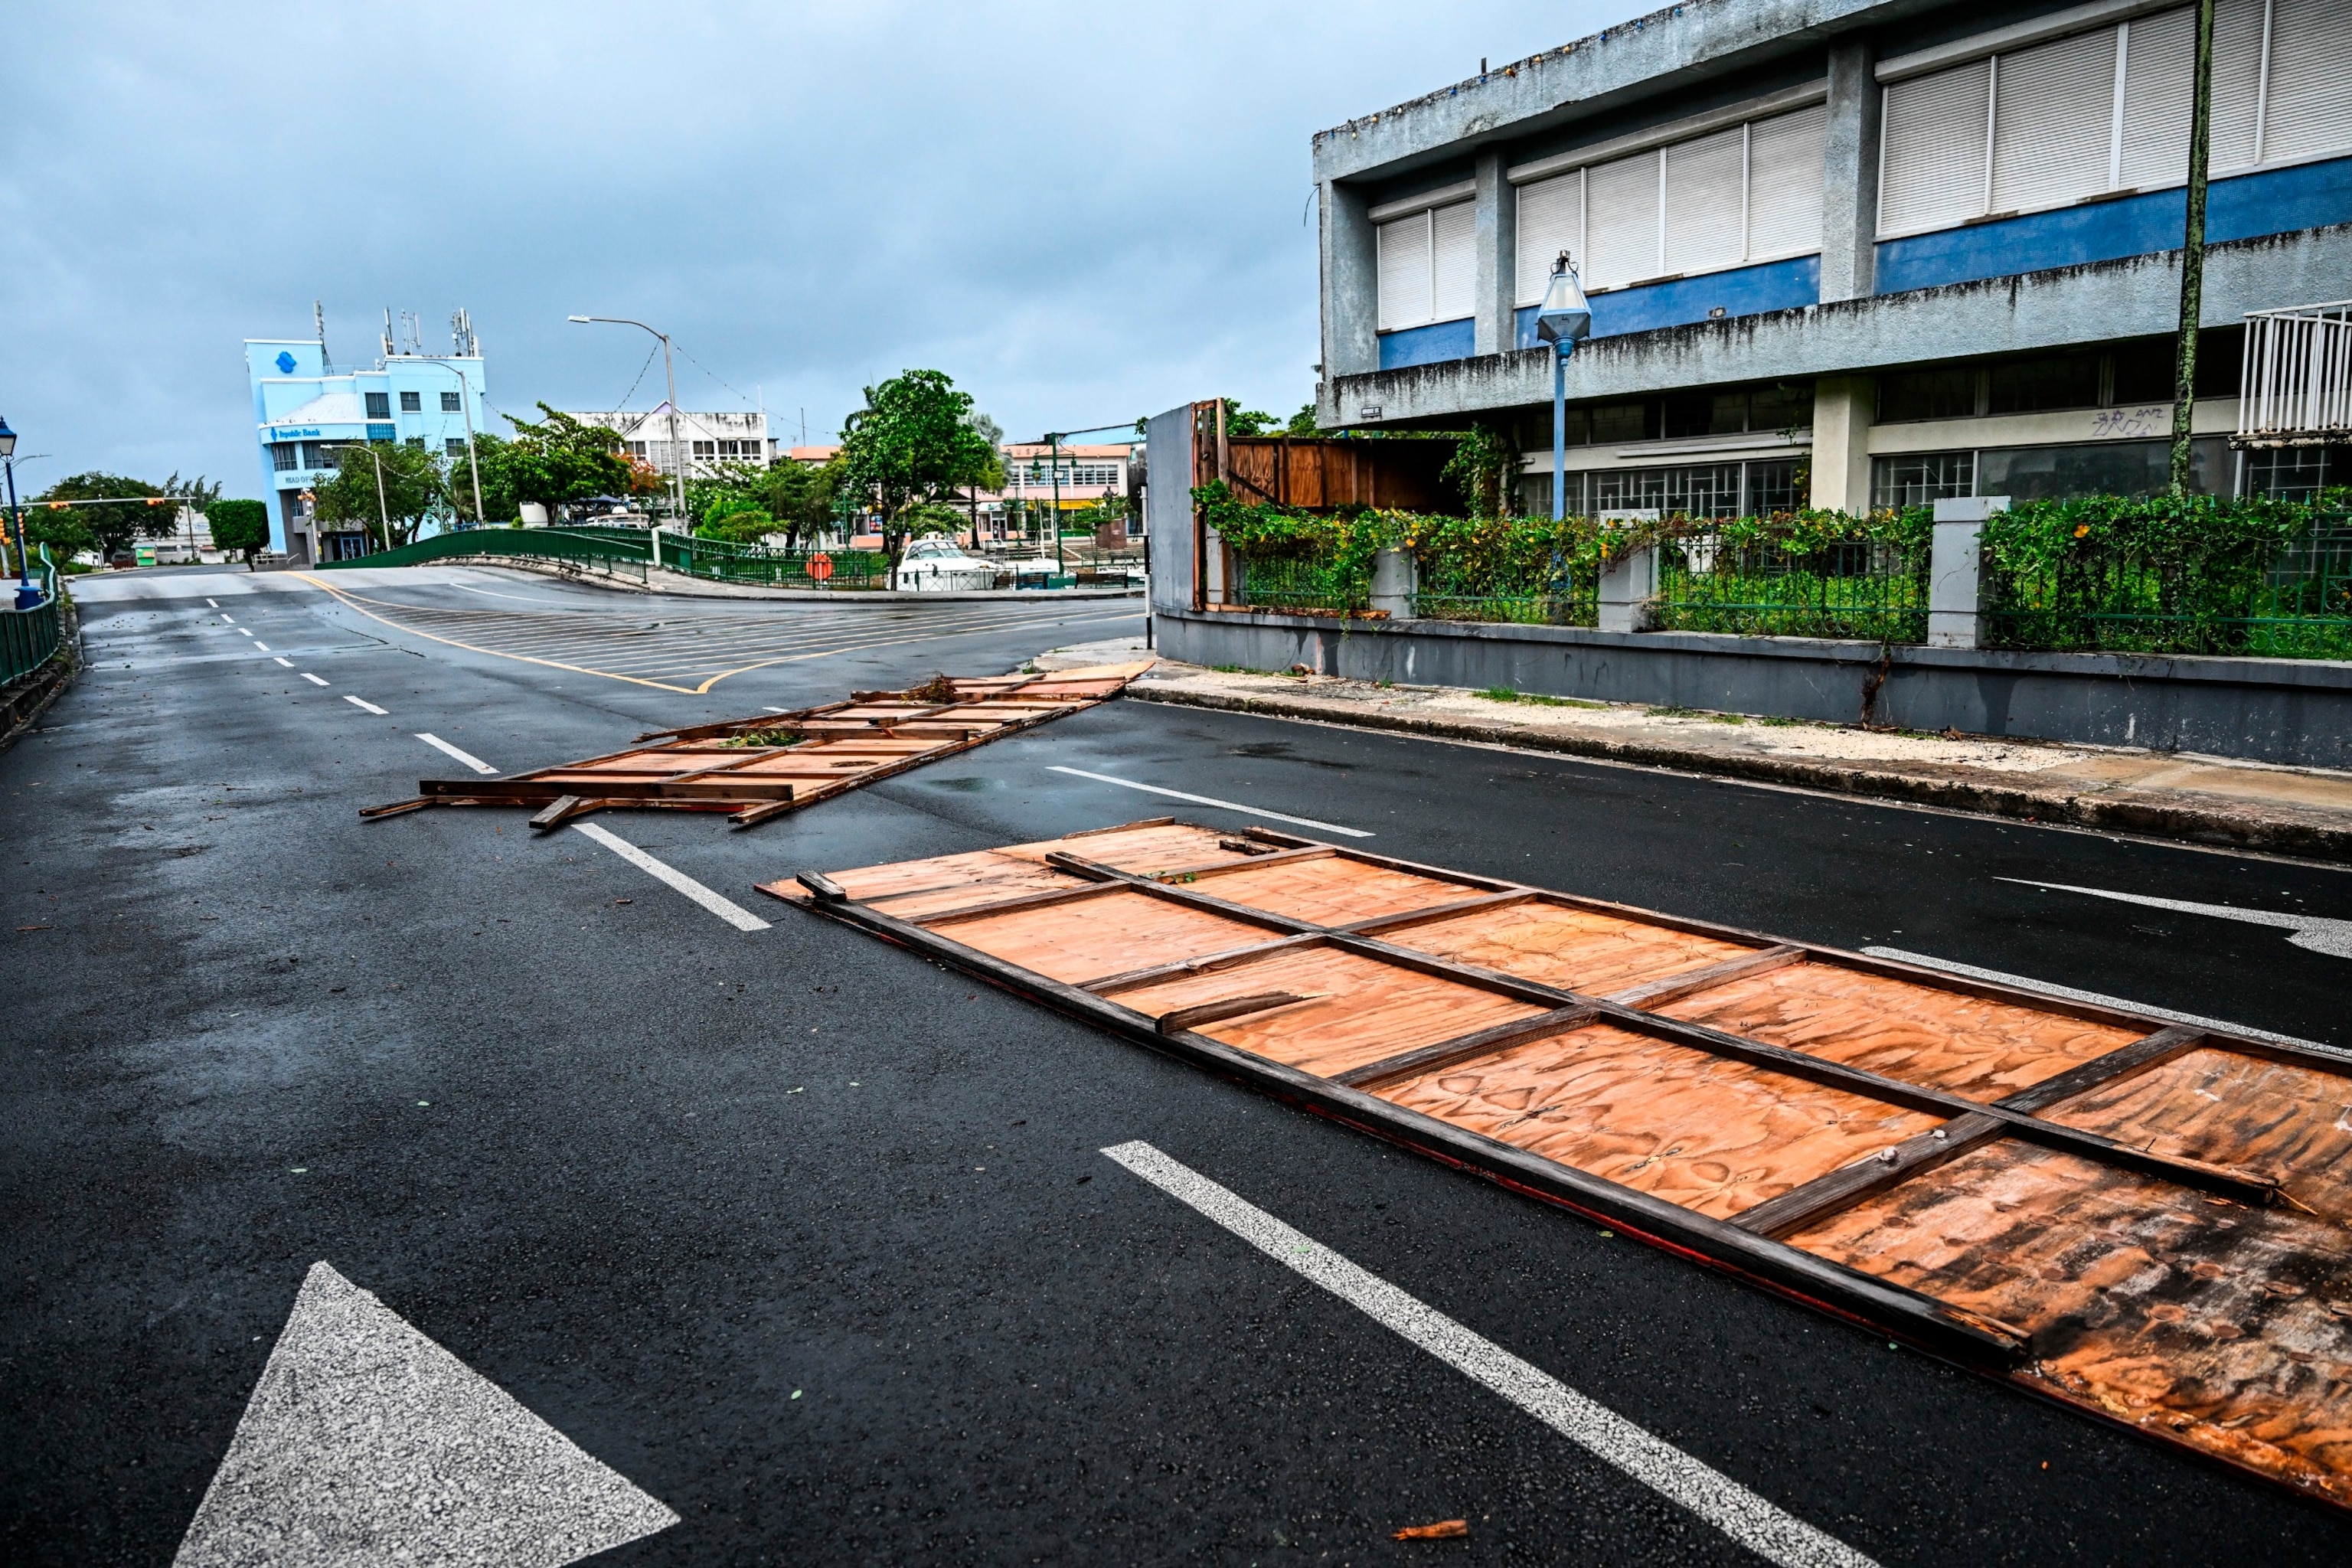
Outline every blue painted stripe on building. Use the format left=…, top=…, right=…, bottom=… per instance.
left=1513, top=255, right=1821, bottom=350
left=1874, top=155, right=2352, bottom=296
left=1377, top=316, right=1476, bottom=370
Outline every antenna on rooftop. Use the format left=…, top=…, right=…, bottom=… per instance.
left=381, top=307, right=397, bottom=359
left=450, top=307, right=477, bottom=358
left=315, top=300, right=333, bottom=373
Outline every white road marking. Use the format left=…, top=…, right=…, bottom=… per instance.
left=252, top=641, right=272, bottom=652
left=1102, top=1142, right=1875, bottom=1568
left=218, top=612, right=234, bottom=622
left=205, top=598, right=219, bottom=608
left=273, top=658, right=295, bottom=668
left=1998, top=877, right=2352, bottom=959
left=301, top=673, right=328, bottom=687
left=172, top=1261, right=676, bottom=1568
left=762, top=705, right=791, bottom=714
left=571, top=822, right=771, bottom=931
left=1862, top=947, right=2347, bottom=1057
left=240, top=627, right=254, bottom=637
left=344, top=695, right=388, bottom=715
left=417, top=733, right=498, bottom=774
left=1045, top=766, right=1374, bottom=838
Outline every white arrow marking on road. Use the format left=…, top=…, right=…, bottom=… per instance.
left=345, top=695, right=388, bottom=715
left=173, top=1261, right=677, bottom=1568
left=1102, top=1142, right=1874, bottom=1568
left=417, top=732, right=498, bottom=774
left=572, top=821, right=772, bottom=931
left=1046, top=766, right=1374, bottom=838
left=1999, top=877, right=2352, bottom=959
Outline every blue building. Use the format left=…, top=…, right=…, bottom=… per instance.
left=1312, top=0, right=2352, bottom=511
left=244, top=313, right=489, bottom=563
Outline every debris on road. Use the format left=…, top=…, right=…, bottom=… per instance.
left=1393, top=1520, right=1470, bottom=1541
left=771, top=818, right=2352, bottom=1511
left=360, top=664, right=1152, bottom=831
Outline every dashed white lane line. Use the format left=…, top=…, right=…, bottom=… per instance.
left=1862, top=946, right=2347, bottom=1057
left=416, top=733, right=497, bottom=775
left=253, top=641, right=273, bottom=652
left=1101, top=1141, right=1877, bottom=1568
left=570, top=822, right=771, bottom=932
left=344, top=695, right=388, bottom=715
left=205, top=598, right=219, bottom=609
left=1045, top=766, right=1374, bottom=838
left=302, top=673, right=329, bottom=687
left=218, top=612, right=234, bottom=622
left=240, top=627, right=255, bottom=637
left=273, top=657, right=296, bottom=668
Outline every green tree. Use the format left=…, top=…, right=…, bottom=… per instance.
left=315, top=442, right=443, bottom=548
left=1441, top=423, right=1519, bottom=520
left=838, top=371, right=999, bottom=586
left=1285, top=403, right=1323, bottom=436
left=485, top=405, right=632, bottom=521
left=34, top=472, right=174, bottom=559
left=207, top=498, right=272, bottom=569
left=1220, top=401, right=1280, bottom=437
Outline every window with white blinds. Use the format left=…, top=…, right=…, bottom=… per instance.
left=1514, top=102, right=1825, bottom=303
left=1377, top=199, right=1473, bottom=332
left=1879, top=0, right=2352, bottom=240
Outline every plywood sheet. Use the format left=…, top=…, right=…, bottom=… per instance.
left=1659, top=962, right=2143, bottom=1101
left=1375, top=1022, right=1939, bottom=1220
left=1388, top=900, right=1759, bottom=995
left=2041, top=1047, right=2352, bottom=1223
left=1114, top=946, right=1543, bottom=1079
left=995, top=822, right=1246, bottom=874
left=1789, top=1141, right=2352, bottom=1504
left=939, top=890, right=1276, bottom=985
left=1183, top=857, right=1472, bottom=926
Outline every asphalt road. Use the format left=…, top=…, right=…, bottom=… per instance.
left=8, top=564, right=2351, bottom=1566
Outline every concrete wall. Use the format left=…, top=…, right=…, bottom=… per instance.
left=1144, top=404, right=1196, bottom=614
left=1154, top=609, right=2352, bottom=769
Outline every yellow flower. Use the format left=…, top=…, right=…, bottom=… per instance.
left=2073, top=524, right=2091, bottom=537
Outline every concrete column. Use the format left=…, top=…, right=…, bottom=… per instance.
left=1818, top=37, right=1882, bottom=304
left=1808, top=376, right=1876, bottom=513
left=1597, top=545, right=1658, bottom=633
left=1143, top=403, right=1197, bottom=615
left=1928, top=495, right=2007, bottom=648
left=1321, top=180, right=1378, bottom=381
left=1472, top=149, right=1517, bottom=358
left=1370, top=547, right=1416, bottom=618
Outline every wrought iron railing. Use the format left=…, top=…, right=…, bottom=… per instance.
left=1984, top=521, right=2352, bottom=658
left=2, top=551, right=64, bottom=688
left=1654, top=531, right=1929, bottom=642
left=1413, top=555, right=1597, bottom=627
left=2240, top=300, right=2352, bottom=447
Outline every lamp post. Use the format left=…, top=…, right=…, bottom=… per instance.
left=416, top=358, right=485, bottom=532
left=350, top=445, right=396, bottom=553
left=0, top=417, right=34, bottom=609
left=570, top=315, right=684, bottom=534
left=1534, top=252, right=1592, bottom=521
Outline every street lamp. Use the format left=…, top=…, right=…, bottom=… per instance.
left=1534, top=251, right=1592, bottom=521
left=349, top=445, right=396, bottom=553
left=0, top=416, right=34, bottom=609
left=414, top=358, right=485, bottom=534
left=570, top=315, right=684, bottom=560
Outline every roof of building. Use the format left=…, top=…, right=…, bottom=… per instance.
left=268, top=391, right=368, bottom=426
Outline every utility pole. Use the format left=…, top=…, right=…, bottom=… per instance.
left=570, top=314, right=686, bottom=531
left=2171, top=0, right=2216, bottom=497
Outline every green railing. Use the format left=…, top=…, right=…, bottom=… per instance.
left=2, top=551, right=65, bottom=687
left=1655, top=531, right=1929, bottom=642
left=1414, top=554, right=1597, bottom=627
left=1234, top=554, right=1370, bottom=616
left=1984, top=521, right=2352, bottom=658
left=315, top=526, right=890, bottom=590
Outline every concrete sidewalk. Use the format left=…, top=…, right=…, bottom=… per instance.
left=1038, top=636, right=2352, bottom=864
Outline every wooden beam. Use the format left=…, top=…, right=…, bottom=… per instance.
left=1604, top=946, right=1806, bottom=1010
left=1335, top=1008, right=1598, bottom=1089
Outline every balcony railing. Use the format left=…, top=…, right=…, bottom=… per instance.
left=2239, top=301, right=2352, bottom=448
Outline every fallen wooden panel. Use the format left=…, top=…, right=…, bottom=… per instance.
left=763, top=818, right=2352, bottom=1510
left=359, top=664, right=1151, bottom=830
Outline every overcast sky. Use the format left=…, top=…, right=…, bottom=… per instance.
left=2, top=2, right=1617, bottom=496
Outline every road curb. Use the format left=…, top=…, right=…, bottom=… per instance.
left=1127, top=683, right=2352, bottom=865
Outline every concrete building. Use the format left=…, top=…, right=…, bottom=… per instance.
left=1312, top=0, right=2352, bottom=511
left=572, top=406, right=772, bottom=477
left=245, top=315, right=488, bottom=564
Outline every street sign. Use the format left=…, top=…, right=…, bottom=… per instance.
left=807, top=553, right=834, bottom=584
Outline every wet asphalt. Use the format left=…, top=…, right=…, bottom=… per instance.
left=5, top=564, right=2350, bottom=1566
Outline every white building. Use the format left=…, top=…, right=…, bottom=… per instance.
left=570, top=404, right=771, bottom=478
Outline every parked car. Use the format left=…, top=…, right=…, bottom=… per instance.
left=897, top=536, right=997, bottom=592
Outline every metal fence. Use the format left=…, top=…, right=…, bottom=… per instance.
left=1413, top=554, right=1597, bottom=627
left=2, top=557, right=64, bottom=688
left=320, top=527, right=890, bottom=589
left=1654, top=530, right=1929, bottom=641
left=2241, top=300, right=2352, bottom=446
left=1233, top=554, right=1370, bottom=616
left=1984, top=522, right=2352, bottom=658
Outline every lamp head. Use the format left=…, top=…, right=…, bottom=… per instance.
left=567, top=315, right=592, bottom=324
left=1534, top=251, right=1592, bottom=348
left=0, top=416, right=15, bottom=459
